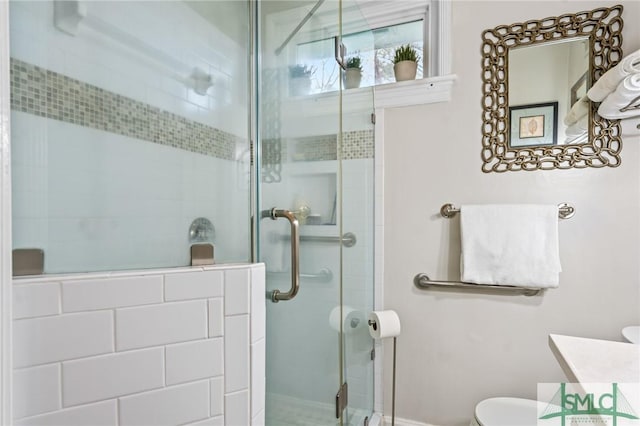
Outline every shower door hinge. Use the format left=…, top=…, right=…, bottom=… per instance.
left=335, top=382, right=348, bottom=418
left=370, top=113, right=376, bottom=125
left=370, top=347, right=375, bottom=361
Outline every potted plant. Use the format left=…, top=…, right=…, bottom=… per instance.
left=393, top=44, right=419, bottom=82
left=289, top=64, right=315, bottom=96
left=344, top=56, right=362, bottom=89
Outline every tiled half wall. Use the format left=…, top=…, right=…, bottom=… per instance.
left=12, top=263, right=266, bottom=426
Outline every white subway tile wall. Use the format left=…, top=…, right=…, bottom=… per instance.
left=14, top=400, right=118, bottom=426
left=62, top=275, right=164, bottom=312
left=208, top=298, right=225, bottom=338
left=224, top=315, right=250, bottom=394
left=165, top=270, right=224, bottom=301
left=115, top=300, right=208, bottom=351
left=9, top=0, right=252, bottom=273
left=13, top=283, right=60, bottom=319
left=13, top=311, right=114, bottom=368
left=165, top=338, right=224, bottom=385
left=12, top=264, right=266, bottom=425
left=13, top=364, right=61, bottom=419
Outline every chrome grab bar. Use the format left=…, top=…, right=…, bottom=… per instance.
left=304, top=233, right=356, bottom=247
left=263, top=208, right=300, bottom=302
left=267, top=267, right=333, bottom=283
left=414, top=273, right=542, bottom=296
left=285, top=233, right=356, bottom=247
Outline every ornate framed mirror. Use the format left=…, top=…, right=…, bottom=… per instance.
left=481, top=5, right=624, bottom=172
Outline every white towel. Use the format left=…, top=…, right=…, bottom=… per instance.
left=460, top=204, right=561, bottom=288
left=564, top=131, right=588, bottom=145
left=588, top=48, right=640, bottom=102
left=621, top=116, right=640, bottom=138
left=565, top=115, right=588, bottom=139
left=563, top=96, right=589, bottom=126
left=598, top=74, right=640, bottom=120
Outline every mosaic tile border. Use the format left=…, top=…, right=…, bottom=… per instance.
left=10, top=58, right=240, bottom=160
left=342, top=130, right=374, bottom=160
left=288, top=130, right=374, bottom=162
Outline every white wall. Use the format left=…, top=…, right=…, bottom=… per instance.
left=12, top=263, right=265, bottom=426
left=381, top=1, right=640, bottom=425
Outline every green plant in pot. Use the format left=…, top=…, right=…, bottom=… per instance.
left=289, top=64, right=315, bottom=96
left=344, top=56, right=363, bottom=89
left=393, top=44, right=419, bottom=82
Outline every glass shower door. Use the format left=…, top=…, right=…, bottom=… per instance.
left=258, top=0, right=375, bottom=424
left=258, top=1, right=343, bottom=424
left=339, top=1, right=376, bottom=423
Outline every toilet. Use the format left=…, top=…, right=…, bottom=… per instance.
left=471, top=397, right=540, bottom=426
left=472, top=326, right=640, bottom=425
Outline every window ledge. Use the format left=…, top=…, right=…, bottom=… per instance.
left=374, top=74, right=457, bottom=109
left=281, top=74, right=457, bottom=121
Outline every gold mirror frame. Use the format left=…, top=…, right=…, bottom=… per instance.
left=481, top=5, right=624, bottom=173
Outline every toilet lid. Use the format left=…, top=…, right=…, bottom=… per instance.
left=475, top=397, right=540, bottom=426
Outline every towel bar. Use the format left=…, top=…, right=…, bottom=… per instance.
left=440, top=202, right=575, bottom=219
left=414, top=273, right=542, bottom=296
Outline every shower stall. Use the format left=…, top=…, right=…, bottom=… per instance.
left=4, top=0, right=376, bottom=425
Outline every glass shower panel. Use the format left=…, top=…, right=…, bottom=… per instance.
left=259, top=1, right=343, bottom=424
left=340, top=1, right=376, bottom=424
left=9, top=0, right=251, bottom=273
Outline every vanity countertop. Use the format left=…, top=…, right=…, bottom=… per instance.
left=549, top=334, right=640, bottom=384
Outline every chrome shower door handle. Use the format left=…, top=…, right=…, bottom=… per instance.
left=266, top=208, right=300, bottom=302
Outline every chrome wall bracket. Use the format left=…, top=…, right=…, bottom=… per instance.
left=12, top=248, right=44, bottom=276
left=191, top=243, right=214, bottom=266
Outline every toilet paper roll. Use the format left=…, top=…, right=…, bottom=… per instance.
left=368, top=310, right=401, bottom=339
left=329, top=306, right=365, bottom=334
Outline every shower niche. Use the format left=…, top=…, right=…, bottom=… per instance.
left=289, top=164, right=337, bottom=227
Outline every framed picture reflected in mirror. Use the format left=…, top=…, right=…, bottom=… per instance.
left=509, top=102, right=558, bottom=147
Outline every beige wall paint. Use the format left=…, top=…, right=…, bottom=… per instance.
left=382, top=1, right=640, bottom=425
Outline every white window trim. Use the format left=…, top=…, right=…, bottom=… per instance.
left=374, top=74, right=456, bottom=109
left=370, top=0, right=454, bottom=109
left=277, top=0, right=454, bottom=110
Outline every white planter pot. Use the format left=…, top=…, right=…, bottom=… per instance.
left=344, top=68, right=362, bottom=89
left=393, top=60, right=417, bottom=82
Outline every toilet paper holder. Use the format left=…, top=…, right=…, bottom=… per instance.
left=367, top=319, right=377, bottom=331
